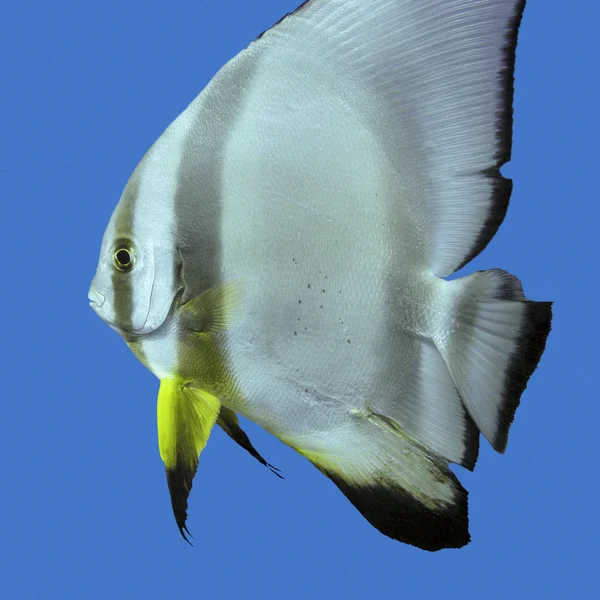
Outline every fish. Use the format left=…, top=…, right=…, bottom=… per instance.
left=89, top=0, right=552, bottom=551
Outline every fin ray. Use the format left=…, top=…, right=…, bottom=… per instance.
left=438, top=270, right=552, bottom=451
left=288, top=412, right=469, bottom=551
left=217, top=407, right=283, bottom=478
left=371, top=337, right=480, bottom=470
left=157, top=380, right=221, bottom=540
left=179, top=281, right=243, bottom=334
left=249, top=0, right=527, bottom=275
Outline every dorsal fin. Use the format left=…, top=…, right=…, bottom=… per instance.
left=245, top=0, right=527, bottom=276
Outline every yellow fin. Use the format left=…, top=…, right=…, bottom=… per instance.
left=179, top=281, right=243, bottom=335
left=217, top=407, right=283, bottom=478
left=157, top=379, right=221, bottom=542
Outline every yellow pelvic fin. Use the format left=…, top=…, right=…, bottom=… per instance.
left=217, top=407, right=283, bottom=478
left=157, top=379, right=221, bottom=543
left=179, top=281, right=243, bottom=335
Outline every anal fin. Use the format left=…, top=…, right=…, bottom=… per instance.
left=289, top=412, right=469, bottom=551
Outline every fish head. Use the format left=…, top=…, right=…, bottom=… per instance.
left=89, top=171, right=183, bottom=337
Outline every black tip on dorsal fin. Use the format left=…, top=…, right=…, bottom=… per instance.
left=455, top=0, right=527, bottom=273
left=256, top=0, right=313, bottom=40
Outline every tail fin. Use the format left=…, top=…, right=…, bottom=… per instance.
left=438, top=269, right=552, bottom=452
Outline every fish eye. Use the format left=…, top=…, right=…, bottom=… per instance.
left=113, top=245, right=135, bottom=272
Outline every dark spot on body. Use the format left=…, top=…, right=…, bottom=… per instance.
left=322, top=289, right=326, bottom=293
left=308, top=284, right=311, bottom=289
left=294, top=331, right=297, bottom=336
left=298, top=300, right=302, bottom=304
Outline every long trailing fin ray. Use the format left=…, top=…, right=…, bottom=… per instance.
left=217, top=407, right=283, bottom=478
left=438, top=269, right=552, bottom=451
left=247, top=0, right=527, bottom=276
left=157, top=380, right=221, bottom=541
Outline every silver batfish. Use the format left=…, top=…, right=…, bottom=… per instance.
left=90, top=0, right=551, bottom=551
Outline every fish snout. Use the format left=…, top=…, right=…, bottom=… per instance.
left=88, top=287, right=106, bottom=310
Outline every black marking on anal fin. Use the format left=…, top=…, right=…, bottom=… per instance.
left=324, top=471, right=470, bottom=552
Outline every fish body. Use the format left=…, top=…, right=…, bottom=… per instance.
left=90, top=0, right=552, bottom=551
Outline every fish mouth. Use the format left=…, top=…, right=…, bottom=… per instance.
left=88, top=288, right=106, bottom=310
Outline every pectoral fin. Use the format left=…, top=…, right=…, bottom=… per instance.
left=217, top=407, right=283, bottom=478
left=179, top=282, right=243, bottom=334
left=157, top=379, right=221, bottom=543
